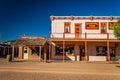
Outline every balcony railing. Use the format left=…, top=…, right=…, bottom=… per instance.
left=50, top=33, right=117, bottom=40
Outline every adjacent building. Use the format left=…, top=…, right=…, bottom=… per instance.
left=50, top=16, right=120, bottom=62
left=12, top=36, right=49, bottom=61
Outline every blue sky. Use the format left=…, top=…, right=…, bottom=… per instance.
left=0, top=0, right=120, bottom=41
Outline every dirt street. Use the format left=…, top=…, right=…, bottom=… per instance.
left=0, top=60, right=120, bottom=80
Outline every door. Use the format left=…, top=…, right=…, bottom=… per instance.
left=24, top=47, right=28, bottom=59
left=79, top=46, right=85, bottom=61
left=75, top=23, right=81, bottom=38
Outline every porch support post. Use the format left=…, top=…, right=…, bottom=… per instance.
left=39, top=46, right=42, bottom=62
left=63, top=41, right=65, bottom=62
left=107, top=41, right=110, bottom=63
left=12, top=45, right=14, bottom=61
left=3, top=47, right=5, bottom=56
left=85, top=41, right=87, bottom=61
left=49, top=42, right=51, bottom=62
left=8, top=47, right=9, bottom=55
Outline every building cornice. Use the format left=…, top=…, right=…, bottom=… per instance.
left=50, top=16, right=120, bottom=21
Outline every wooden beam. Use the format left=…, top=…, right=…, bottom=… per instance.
left=8, top=47, right=9, bottom=55
left=85, top=41, right=87, bottom=61
left=12, top=45, right=14, bottom=61
left=49, top=43, right=51, bottom=62
left=39, top=46, right=42, bottom=62
left=107, top=41, right=110, bottom=63
left=63, top=41, right=65, bottom=62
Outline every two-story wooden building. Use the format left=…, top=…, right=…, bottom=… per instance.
left=50, top=16, right=120, bottom=62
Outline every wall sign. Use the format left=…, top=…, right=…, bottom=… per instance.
left=85, top=22, right=99, bottom=30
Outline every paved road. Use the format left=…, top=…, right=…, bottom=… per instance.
left=0, top=60, right=120, bottom=80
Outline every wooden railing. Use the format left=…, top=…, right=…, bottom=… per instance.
left=50, top=33, right=117, bottom=40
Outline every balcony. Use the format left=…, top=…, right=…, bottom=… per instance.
left=50, top=33, right=120, bottom=41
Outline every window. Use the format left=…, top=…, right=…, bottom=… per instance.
left=32, top=47, right=39, bottom=55
left=96, top=46, right=107, bottom=56
left=64, top=22, right=70, bottom=33
left=108, top=22, right=117, bottom=30
left=55, top=45, right=74, bottom=55
left=56, top=45, right=63, bottom=55
left=96, top=46, right=116, bottom=56
left=24, top=47, right=27, bottom=53
left=101, top=22, right=107, bottom=33
left=110, top=48, right=115, bottom=57
left=65, top=46, right=74, bottom=55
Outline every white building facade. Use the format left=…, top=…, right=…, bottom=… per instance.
left=50, top=16, right=120, bottom=62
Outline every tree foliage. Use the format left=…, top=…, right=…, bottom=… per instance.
left=114, top=19, right=120, bottom=39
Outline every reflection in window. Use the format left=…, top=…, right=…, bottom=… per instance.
left=65, top=26, right=69, bottom=33
left=96, top=46, right=116, bottom=56
left=64, top=22, right=70, bottom=33
left=65, top=46, right=74, bottom=55
left=96, top=46, right=107, bottom=56
left=32, top=47, right=39, bottom=55
left=101, top=26, right=105, bottom=33
left=55, top=45, right=74, bottom=55
left=101, top=22, right=107, bottom=34
left=56, top=45, right=63, bottom=55
left=110, top=48, right=115, bottom=57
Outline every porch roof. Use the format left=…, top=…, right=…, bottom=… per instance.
left=12, top=39, right=46, bottom=46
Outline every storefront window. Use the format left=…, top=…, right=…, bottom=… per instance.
left=65, top=46, right=74, bottom=55
left=32, top=47, right=39, bottom=55
left=55, top=45, right=74, bottom=55
left=96, top=46, right=107, bottom=56
left=96, top=46, right=115, bottom=56
left=110, top=48, right=115, bottom=57
left=56, top=45, right=63, bottom=55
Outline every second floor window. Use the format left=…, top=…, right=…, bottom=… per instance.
left=64, top=22, right=70, bottom=33
left=101, top=22, right=107, bottom=34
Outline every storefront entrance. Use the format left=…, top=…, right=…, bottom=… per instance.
left=79, top=46, right=85, bottom=61
left=23, top=47, right=28, bottom=59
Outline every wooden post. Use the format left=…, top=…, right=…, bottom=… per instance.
left=63, top=41, right=65, bottom=62
left=49, top=43, right=51, bottom=62
left=44, top=52, right=47, bottom=63
left=12, top=45, right=14, bottom=61
left=107, top=41, right=110, bottom=63
left=3, top=47, right=5, bottom=56
left=63, top=33, right=65, bottom=38
left=8, top=47, right=9, bottom=55
left=107, top=33, right=109, bottom=39
left=39, top=46, right=42, bottom=62
left=85, top=33, right=87, bottom=39
left=85, top=41, right=87, bottom=61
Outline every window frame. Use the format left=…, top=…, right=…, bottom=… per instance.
left=64, top=22, right=71, bottom=33
left=100, top=22, right=107, bottom=34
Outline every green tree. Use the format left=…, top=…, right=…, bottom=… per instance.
left=114, top=19, right=120, bottom=39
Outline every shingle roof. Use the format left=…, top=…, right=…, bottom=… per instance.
left=12, top=39, right=46, bottom=46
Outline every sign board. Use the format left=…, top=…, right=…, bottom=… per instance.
left=85, top=22, right=99, bottom=30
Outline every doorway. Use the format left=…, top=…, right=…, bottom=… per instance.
left=75, top=23, right=81, bottom=38
left=79, top=46, right=85, bottom=61
left=23, top=47, right=28, bottom=59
